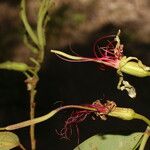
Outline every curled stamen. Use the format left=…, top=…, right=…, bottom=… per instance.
left=56, top=101, right=116, bottom=141
left=51, top=32, right=123, bottom=69
left=56, top=110, right=91, bottom=141
left=93, top=35, right=123, bottom=63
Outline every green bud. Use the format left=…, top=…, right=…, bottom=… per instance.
left=119, top=57, right=150, bottom=77
left=0, top=61, right=29, bottom=72
left=108, top=107, right=135, bottom=120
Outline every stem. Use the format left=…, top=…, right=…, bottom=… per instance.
left=19, top=143, right=26, bottom=150
left=23, top=35, right=38, bottom=53
left=36, top=0, right=52, bottom=64
left=134, top=113, right=150, bottom=126
left=30, top=87, right=37, bottom=150
left=139, top=126, right=150, bottom=150
left=135, top=113, right=150, bottom=150
left=0, top=105, right=96, bottom=131
left=19, top=0, right=51, bottom=149
left=37, top=0, right=50, bottom=50
left=20, top=0, right=38, bottom=46
left=20, top=0, right=50, bottom=149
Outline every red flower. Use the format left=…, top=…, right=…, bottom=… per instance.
left=51, top=30, right=123, bottom=69
left=56, top=101, right=116, bottom=143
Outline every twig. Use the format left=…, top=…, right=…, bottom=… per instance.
left=20, top=0, right=51, bottom=149
left=139, top=126, right=150, bottom=150
left=30, top=85, right=37, bottom=150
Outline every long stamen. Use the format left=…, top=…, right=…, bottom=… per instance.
left=51, top=32, right=123, bottom=69
left=93, top=35, right=115, bottom=58
left=56, top=101, right=116, bottom=141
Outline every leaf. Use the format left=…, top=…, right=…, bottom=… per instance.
left=0, top=132, right=20, bottom=150
left=74, top=132, right=143, bottom=150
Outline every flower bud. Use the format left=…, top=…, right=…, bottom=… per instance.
left=0, top=61, right=29, bottom=72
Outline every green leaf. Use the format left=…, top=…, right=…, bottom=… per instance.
left=0, top=132, right=20, bottom=150
left=74, top=132, right=143, bottom=150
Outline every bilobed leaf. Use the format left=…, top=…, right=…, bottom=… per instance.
left=74, top=132, right=143, bottom=150
left=0, top=132, right=20, bottom=150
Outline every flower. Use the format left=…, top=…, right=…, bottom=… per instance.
left=56, top=100, right=116, bottom=142
left=51, top=30, right=122, bottom=69
left=51, top=30, right=150, bottom=98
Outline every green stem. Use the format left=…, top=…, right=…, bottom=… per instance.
left=139, top=126, right=150, bottom=150
left=36, top=0, right=52, bottom=64
left=20, top=1, right=51, bottom=150
left=20, top=0, right=38, bottom=46
left=19, top=143, right=26, bottom=150
left=23, top=35, right=38, bottom=53
left=134, top=113, right=150, bottom=150
left=37, top=0, right=50, bottom=50
left=134, top=113, right=150, bottom=126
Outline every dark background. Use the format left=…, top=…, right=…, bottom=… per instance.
left=0, top=0, right=150, bottom=149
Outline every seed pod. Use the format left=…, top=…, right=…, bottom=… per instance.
left=108, top=107, right=135, bottom=120
left=121, top=62, right=150, bottom=77
left=0, top=61, right=29, bottom=72
left=119, top=57, right=150, bottom=77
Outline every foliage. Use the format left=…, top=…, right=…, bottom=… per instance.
left=74, top=132, right=143, bottom=150
left=0, top=132, right=25, bottom=150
